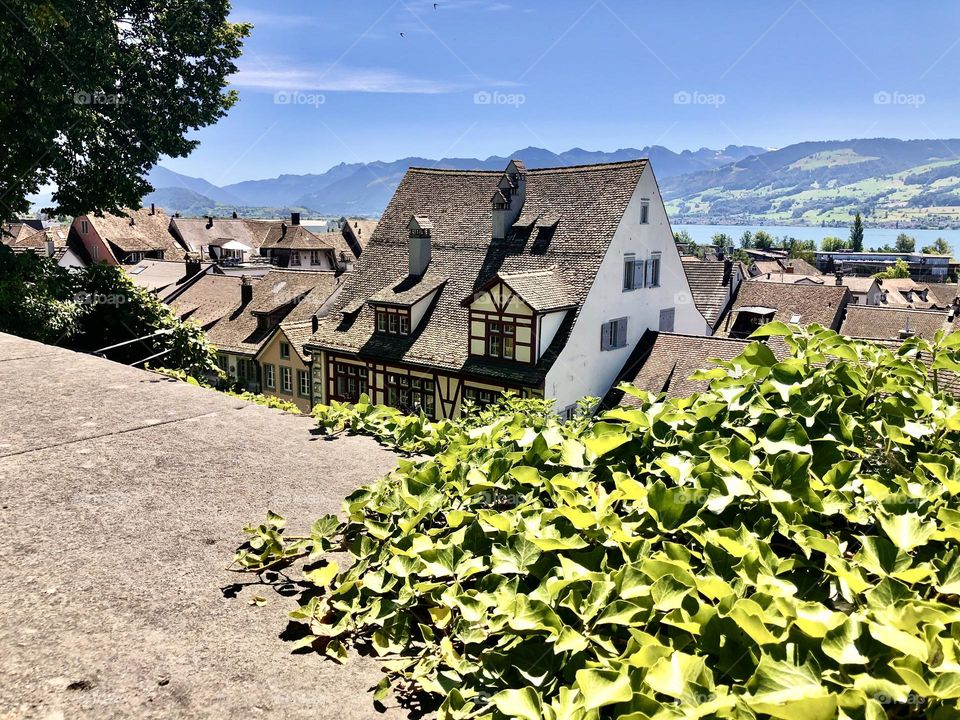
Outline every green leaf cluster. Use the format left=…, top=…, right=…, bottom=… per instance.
left=237, top=326, right=960, bottom=719
left=0, top=245, right=220, bottom=376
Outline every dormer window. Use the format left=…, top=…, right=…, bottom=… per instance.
left=486, top=321, right=515, bottom=360
left=375, top=306, right=411, bottom=335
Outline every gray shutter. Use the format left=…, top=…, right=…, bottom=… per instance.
left=634, top=260, right=646, bottom=289
left=601, top=322, right=611, bottom=350
left=659, top=308, right=675, bottom=332
left=645, top=258, right=655, bottom=287
left=616, top=317, right=628, bottom=347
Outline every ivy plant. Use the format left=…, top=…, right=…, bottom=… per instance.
left=233, top=325, right=960, bottom=719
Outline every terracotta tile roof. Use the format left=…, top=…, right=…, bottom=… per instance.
left=168, top=274, right=247, bottom=329
left=720, top=281, right=849, bottom=336
left=925, top=281, right=960, bottom=308
left=877, top=278, right=954, bottom=310
left=276, top=320, right=316, bottom=363
left=680, top=258, right=737, bottom=328
left=87, top=208, right=186, bottom=261
left=208, top=270, right=341, bottom=356
left=841, top=306, right=952, bottom=341
left=341, top=219, right=378, bottom=255
left=306, top=160, right=649, bottom=385
left=369, top=271, right=449, bottom=306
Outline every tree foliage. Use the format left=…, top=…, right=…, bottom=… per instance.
left=822, top=236, right=851, bottom=252
left=850, top=213, right=865, bottom=252
left=0, top=0, right=250, bottom=222
left=234, top=325, right=960, bottom=719
left=0, top=245, right=219, bottom=375
left=896, top=234, right=917, bottom=253
left=923, top=238, right=954, bottom=257
left=875, top=258, right=912, bottom=280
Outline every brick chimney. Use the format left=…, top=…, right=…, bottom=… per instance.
left=240, top=275, right=254, bottom=305
left=45, top=231, right=55, bottom=258
left=291, top=212, right=301, bottom=226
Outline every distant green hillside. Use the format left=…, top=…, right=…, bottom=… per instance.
left=662, top=138, right=960, bottom=228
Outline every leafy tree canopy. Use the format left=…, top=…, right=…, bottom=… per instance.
left=234, top=324, right=960, bottom=720
left=0, top=245, right=219, bottom=375
left=822, top=236, right=850, bottom=252
left=0, top=0, right=250, bottom=222
left=923, top=238, right=954, bottom=257
left=896, top=233, right=917, bottom=253
left=875, top=258, right=912, bottom=279
left=850, top=212, right=865, bottom=252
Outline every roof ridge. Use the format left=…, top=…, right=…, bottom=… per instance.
left=406, top=159, right=648, bottom=176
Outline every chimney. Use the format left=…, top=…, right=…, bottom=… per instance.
left=240, top=275, right=254, bottom=305
left=291, top=212, right=301, bottom=226
left=311, top=315, right=319, bottom=333
left=407, top=216, right=432, bottom=276
left=722, top=258, right=732, bottom=286
left=281, top=222, right=287, bottom=237
left=185, top=252, right=202, bottom=279
left=491, top=160, right=526, bottom=240
left=232, top=211, right=238, bottom=219
left=835, top=270, right=843, bottom=286
left=150, top=203, right=156, bottom=215
left=205, top=215, right=213, bottom=229
left=45, top=231, right=55, bottom=258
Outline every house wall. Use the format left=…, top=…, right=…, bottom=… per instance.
left=544, top=167, right=708, bottom=412
left=257, top=329, right=313, bottom=413
left=71, top=216, right=117, bottom=265
left=282, top=249, right=336, bottom=271
left=410, top=290, right=439, bottom=331
left=537, top=310, right=567, bottom=360
left=314, top=350, right=536, bottom=420
left=217, top=351, right=259, bottom=392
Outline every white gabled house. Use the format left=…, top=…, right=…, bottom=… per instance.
left=304, top=159, right=708, bottom=418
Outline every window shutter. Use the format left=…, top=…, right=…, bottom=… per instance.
left=601, top=322, right=611, bottom=350
left=617, top=318, right=628, bottom=347
left=634, top=259, right=646, bottom=289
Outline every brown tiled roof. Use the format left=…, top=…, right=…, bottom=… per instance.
left=925, top=281, right=960, bottom=308
left=306, top=160, right=649, bottom=385
left=877, top=278, right=952, bottom=310
left=87, top=208, right=186, bottom=261
left=168, top=275, right=247, bottom=329
left=478, top=268, right=576, bottom=313
left=170, top=217, right=271, bottom=253
left=276, top=321, right=316, bottom=363
left=680, top=258, right=737, bottom=328
left=283, top=278, right=343, bottom=324
left=125, top=259, right=213, bottom=295
left=370, top=271, right=449, bottom=306
left=208, top=270, right=341, bottom=356
left=841, top=306, right=952, bottom=341
left=752, top=258, right=822, bottom=277
left=616, top=331, right=752, bottom=403
left=342, top=219, right=378, bottom=254
left=261, top=224, right=335, bottom=251
left=720, top=281, right=849, bottom=335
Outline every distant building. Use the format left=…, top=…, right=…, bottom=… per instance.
left=2, top=226, right=89, bottom=268
left=841, top=306, right=954, bottom=342
left=814, top=250, right=957, bottom=281
left=680, top=257, right=744, bottom=333
left=124, top=256, right=218, bottom=302
left=71, top=206, right=187, bottom=265
left=169, top=215, right=273, bottom=267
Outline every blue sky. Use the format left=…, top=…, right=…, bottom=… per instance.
left=165, top=0, right=960, bottom=185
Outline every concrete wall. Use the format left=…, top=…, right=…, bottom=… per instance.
left=544, top=167, right=708, bottom=411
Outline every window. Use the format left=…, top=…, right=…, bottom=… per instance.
left=290, top=251, right=301, bottom=266
left=377, top=312, right=387, bottom=332
left=623, top=254, right=644, bottom=291
left=485, top=320, right=515, bottom=360
left=375, top=308, right=411, bottom=335
left=264, top=363, right=275, bottom=389
left=280, top=342, right=290, bottom=359
left=333, top=362, right=368, bottom=401
left=464, top=386, right=499, bottom=408
left=298, top=370, right=310, bottom=398
left=659, top=307, right=675, bottom=332
left=81, top=220, right=89, bottom=234
left=388, top=314, right=398, bottom=333
left=400, top=315, right=410, bottom=334
left=216, top=353, right=229, bottom=372
left=601, top=318, right=628, bottom=351
left=647, top=252, right=661, bottom=287
left=640, top=199, right=650, bottom=224
left=280, top=366, right=292, bottom=393
left=310, top=250, right=324, bottom=265
left=385, top=373, right=435, bottom=416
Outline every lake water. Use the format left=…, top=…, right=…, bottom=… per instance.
left=674, top=224, right=960, bottom=250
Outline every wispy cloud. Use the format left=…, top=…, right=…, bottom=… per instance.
left=406, top=0, right=512, bottom=11
left=231, top=63, right=463, bottom=95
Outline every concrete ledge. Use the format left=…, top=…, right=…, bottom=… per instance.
left=0, top=334, right=405, bottom=718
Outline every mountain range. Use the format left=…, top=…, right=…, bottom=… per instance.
left=142, top=138, right=960, bottom=228
left=143, top=144, right=764, bottom=218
